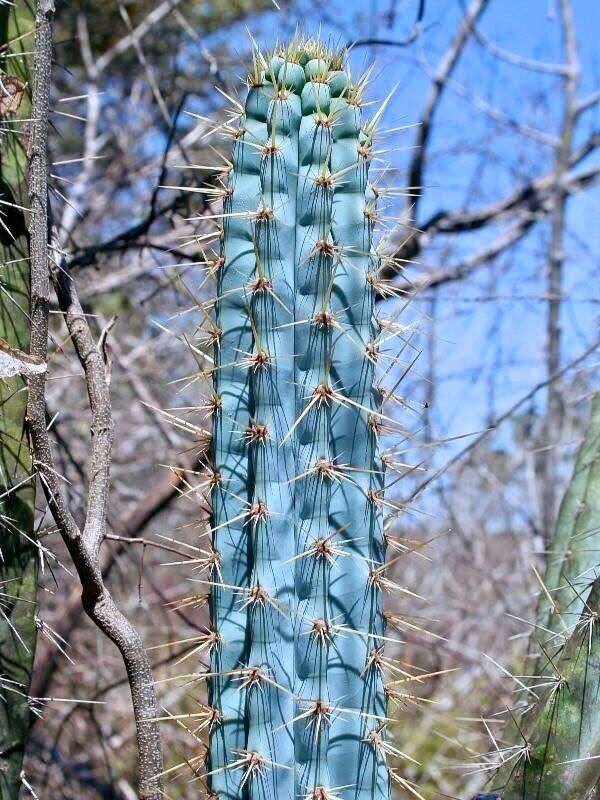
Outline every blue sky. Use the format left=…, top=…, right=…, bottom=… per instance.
left=195, top=0, right=599, bottom=494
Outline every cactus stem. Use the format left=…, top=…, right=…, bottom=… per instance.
left=204, top=40, right=406, bottom=798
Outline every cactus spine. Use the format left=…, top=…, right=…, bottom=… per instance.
left=207, top=40, right=393, bottom=800
left=0, top=4, right=38, bottom=798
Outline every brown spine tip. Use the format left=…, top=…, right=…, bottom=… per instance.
left=248, top=499, right=269, bottom=524
left=312, top=309, right=335, bottom=328
left=249, top=275, right=273, bottom=293
left=310, top=617, right=332, bottom=646
left=245, top=421, right=269, bottom=444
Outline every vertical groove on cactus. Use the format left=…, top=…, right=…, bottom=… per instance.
left=208, top=80, right=267, bottom=799
left=292, top=54, right=336, bottom=799
left=208, top=40, right=392, bottom=800
left=244, top=61, right=299, bottom=799
left=327, top=76, right=389, bottom=800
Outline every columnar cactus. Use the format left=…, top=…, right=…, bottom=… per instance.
left=0, top=5, right=38, bottom=798
left=206, top=39, right=395, bottom=800
left=492, top=393, right=600, bottom=800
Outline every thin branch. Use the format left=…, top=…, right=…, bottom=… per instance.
left=406, top=339, right=599, bottom=504
left=541, top=0, right=581, bottom=542
left=95, top=0, right=183, bottom=74
left=30, top=449, right=203, bottom=702
left=459, top=0, right=570, bottom=76
left=382, top=164, right=599, bottom=295
left=66, top=194, right=186, bottom=270
left=348, top=0, right=426, bottom=48
left=406, top=0, right=489, bottom=221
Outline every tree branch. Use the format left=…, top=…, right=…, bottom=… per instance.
left=382, top=164, right=599, bottom=296
left=25, top=5, right=163, bottom=797
left=404, top=0, right=489, bottom=223
left=541, top=0, right=581, bottom=542
left=30, top=449, right=203, bottom=702
left=405, top=338, right=599, bottom=504
left=95, top=0, right=183, bottom=74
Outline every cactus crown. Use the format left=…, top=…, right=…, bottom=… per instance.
left=201, top=37, right=411, bottom=800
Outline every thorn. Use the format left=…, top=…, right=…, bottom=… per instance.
left=310, top=617, right=332, bottom=646
left=366, top=722, right=419, bottom=764
left=312, top=310, right=335, bottom=328
left=304, top=788, right=345, bottom=800
left=314, top=236, right=336, bottom=257
left=239, top=349, right=272, bottom=372
left=247, top=500, right=269, bottom=526
left=254, top=202, right=275, bottom=221
left=244, top=420, right=269, bottom=445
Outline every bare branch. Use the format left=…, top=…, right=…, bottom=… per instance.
left=403, top=0, right=490, bottom=224
left=382, top=164, right=599, bottom=295
left=461, top=0, right=570, bottom=75
left=95, top=0, right=183, bottom=74
left=25, top=5, right=164, bottom=797
left=348, top=0, right=426, bottom=48
left=397, top=212, right=536, bottom=296
left=30, top=449, right=204, bottom=702
left=406, top=338, right=599, bottom=504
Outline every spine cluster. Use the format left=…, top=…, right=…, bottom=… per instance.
left=207, top=41, right=393, bottom=800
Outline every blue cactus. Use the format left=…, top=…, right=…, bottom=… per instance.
left=206, top=39, right=395, bottom=800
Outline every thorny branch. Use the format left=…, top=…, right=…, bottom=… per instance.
left=24, top=4, right=163, bottom=798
